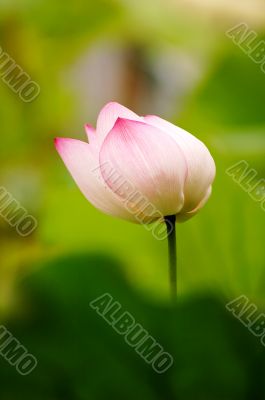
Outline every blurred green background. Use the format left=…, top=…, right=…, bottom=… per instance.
left=0, top=0, right=265, bottom=398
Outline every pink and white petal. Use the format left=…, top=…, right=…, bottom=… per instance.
left=99, top=118, right=188, bottom=219
left=96, top=102, right=142, bottom=144
left=144, top=115, right=216, bottom=212
left=84, top=124, right=97, bottom=144
left=54, top=137, right=136, bottom=222
left=176, top=186, right=212, bottom=222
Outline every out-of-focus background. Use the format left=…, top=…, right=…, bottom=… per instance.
left=0, top=1, right=265, bottom=399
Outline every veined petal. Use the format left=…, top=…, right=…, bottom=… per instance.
left=96, top=101, right=142, bottom=144
left=99, top=118, right=187, bottom=219
left=54, top=137, right=136, bottom=222
left=144, top=115, right=216, bottom=212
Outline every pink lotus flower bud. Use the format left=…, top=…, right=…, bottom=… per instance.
left=55, top=102, right=215, bottom=223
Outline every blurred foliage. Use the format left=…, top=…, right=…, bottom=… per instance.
left=1, top=254, right=265, bottom=400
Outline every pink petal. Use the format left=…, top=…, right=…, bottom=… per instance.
left=54, top=137, right=136, bottom=221
left=84, top=124, right=96, bottom=144
left=99, top=118, right=187, bottom=219
left=176, top=186, right=212, bottom=222
left=144, top=115, right=216, bottom=212
left=96, top=102, right=142, bottom=144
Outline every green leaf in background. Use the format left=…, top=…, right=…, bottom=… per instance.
left=0, top=253, right=264, bottom=399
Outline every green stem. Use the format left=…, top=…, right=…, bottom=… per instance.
left=165, top=215, right=177, bottom=301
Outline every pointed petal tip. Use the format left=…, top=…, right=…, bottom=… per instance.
left=99, top=101, right=124, bottom=115
left=113, top=116, right=143, bottom=128
left=104, top=100, right=123, bottom=108
left=54, top=137, right=70, bottom=151
left=97, top=102, right=141, bottom=143
left=54, top=137, right=89, bottom=156
left=113, top=116, right=124, bottom=126
left=54, top=137, right=61, bottom=150
left=84, top=124, right=96, bottom=142
left=84, top=123, right=95, bottom=129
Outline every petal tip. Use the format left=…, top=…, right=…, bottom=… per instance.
left=84, top=124, right=96, bottom=142
left=114, top=116, right=140, bottom=127
left=105, top=100, right=121, bottom=108
left=111, top=116, right=127, bottom=131
left=100, top=101, right=122, bottom=114
left=54, top=137, right=61, bottom=150
left=54, top=137, right=84, bottom=154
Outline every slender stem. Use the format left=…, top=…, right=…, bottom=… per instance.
left=165, top=215, right=177, bottom=301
